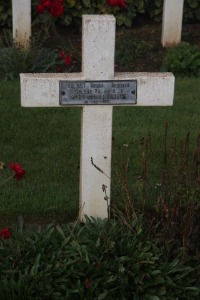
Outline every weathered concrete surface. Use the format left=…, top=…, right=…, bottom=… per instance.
left=21, top=72, right=174, bottom=107
left=12, top=0, right=31, bottom=47
left=162, top=0, right=184, bottom=47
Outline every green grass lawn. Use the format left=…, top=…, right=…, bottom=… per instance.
left=0, top=78, right=200, bottom=225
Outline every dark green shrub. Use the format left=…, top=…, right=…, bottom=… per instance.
left=114, top=0, right=146, bottom=27
left=161, top=42, right=200, bottom=77
left=146, top=0, right=163, bottom=22
left=0, top=0, right=12, bottom=27
left=146, top=0, right=200, bottom=23
left=183, top=0, right=200, bottom=23
left=1, top=0, right=200, bottom=30
left=0, top=219, right=199, bottom=299
left=57, top=0, right=146, bottom=27
left=0, top=30, right=75, bottom=80
left=115, top=35, right=152, bottom=68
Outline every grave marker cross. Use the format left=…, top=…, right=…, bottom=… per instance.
left=162, top=0, right=184, bottom=47
left=12, top=0, right=31, bottom=48
left=20, top=15, right=174, bottom=220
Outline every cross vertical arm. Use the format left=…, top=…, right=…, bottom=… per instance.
left=79, top=15, right=116, bottom=220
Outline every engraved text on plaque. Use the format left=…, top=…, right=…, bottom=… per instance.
left=59, top=80, right=137, bottom=105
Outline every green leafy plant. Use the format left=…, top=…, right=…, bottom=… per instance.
left=1, top=0, right=200, bottom=30
left=0, top=30, right=74, bottom=80
left=161, top=42, right=200, bottom=77
left=115, top=35, right=152, bottom=68
left=0, top=0, right=12, bottom=27
left=0, top=220, right=199, bottom=299
left=59, top=0, right=99, bottom=27
left=146, top=0, right=163, bottom=22
left=108, top=0, right=145, bottom=27
left=32, top=0, right=65, bottom=38
left=184, top=0, right=200, bottom=23
left=146, top=0, right=200, bottom=23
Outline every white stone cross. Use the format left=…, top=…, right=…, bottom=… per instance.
left=162, top=0, right=184, bottom=47
left=12, top=0, right=31, bottom=48
left=20, top=15, right=174, bottom=220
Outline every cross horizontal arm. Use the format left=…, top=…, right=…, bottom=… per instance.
left=20, top=73, right=83, bottom=107
left=20, top=72, right=174, bottom=107
left=116, top=72, right=174, bottom=106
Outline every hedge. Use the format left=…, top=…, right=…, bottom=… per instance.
left=0, top=0, right=199, bottom=29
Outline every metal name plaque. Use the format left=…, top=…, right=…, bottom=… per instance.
left=59, top=80, right=137, bottom=105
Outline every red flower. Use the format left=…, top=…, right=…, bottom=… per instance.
left=59, top=50, right=65, bottom=59
left=0, top=227, right=11, bottom=240
left=49, top=1, right=64, bottom=17
left=65, top=54, right=71, bottom=65
left=107, top=0, right=126, bottom=8
left=37, top=0, right=64, bottom=17
left=107, top=0, right=119, bottom=7
left=85, top=279, right=91, bottom=289
left=42, top=0, right=51, bottom=8
left=119, top=0, right=126, bottom=9
left=9, top=163, right=25, bottom=180
left=37, top=4, right=45, bottom=14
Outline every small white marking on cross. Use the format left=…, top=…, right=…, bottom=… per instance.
left=20, top=15, right=174, bottom=220
left=12, top=0, right=31, bottom=48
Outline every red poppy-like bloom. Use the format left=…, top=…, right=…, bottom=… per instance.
left=49, top=0, right=64, bottom=17
left=59, top=50, right=65, bottom=59
left=9, top=163, right=25, bottom=180
left=59, top=50, right=72, bottom=66
left=107, top=0, right=119, bottom=6
left=37, top=4, right=45, bottom=14
left=85, top=279, right=91, bottom=289
left=42, top=0, right=51, bottom=8
left=54, top=0, right=64, bottom=3
left=0, top=227, right=11, bottom=240
left=107, top=0, right=126, bottom=8
left=36, top=0, right=64, bottom=17
left=65, top=54, right=71, bottom=65
left=119, top=0, right=126, bottom=9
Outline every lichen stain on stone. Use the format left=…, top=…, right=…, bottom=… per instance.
left=138, top=78, right=147, bottom=85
